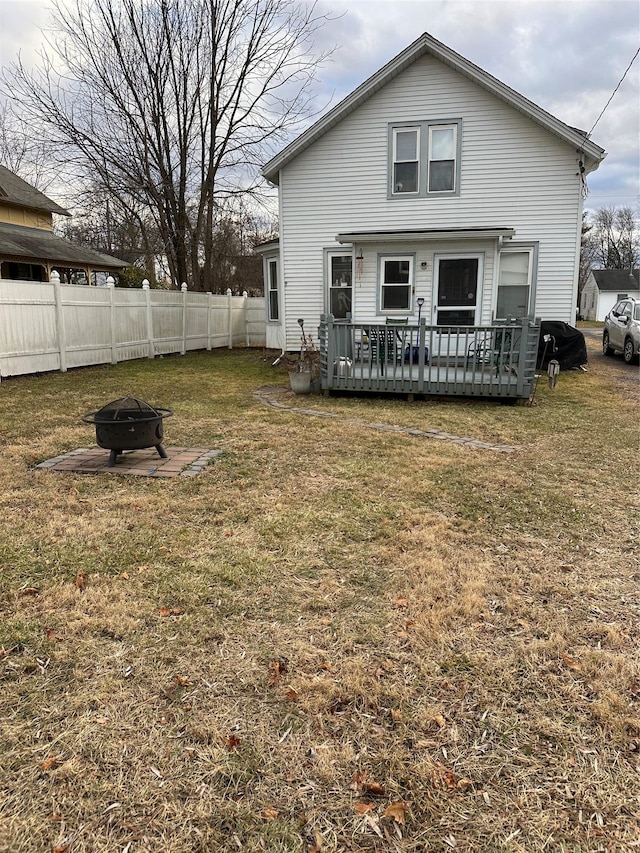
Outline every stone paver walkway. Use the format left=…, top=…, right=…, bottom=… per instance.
left=253, top=386, right=517, bottom=453
left=35, top=446, right=223, bottom=477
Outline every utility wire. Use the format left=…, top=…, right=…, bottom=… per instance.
left=584, top=46, right=640, bottom=141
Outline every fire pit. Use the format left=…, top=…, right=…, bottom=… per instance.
left=82, top=396, right=173, bottom=467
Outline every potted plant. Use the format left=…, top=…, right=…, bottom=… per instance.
left=286, top=319, right=320, bottom=394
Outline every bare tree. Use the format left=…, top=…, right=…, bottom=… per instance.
left=2, top=0, right=331, bottom=290
left=0, top=102, right=54, bottom=190
left=586, top=205, right=640, bottom=271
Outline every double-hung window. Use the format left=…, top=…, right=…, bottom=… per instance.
left=392, top=127, right=420, bottom=194
left=267, top=257, right=279, bottom=321
left=380, top=256, right=414, bottom=312
left=496, top=250, right=534, bottom=320
left=428, top=125, right=457, bottom=192
left=389, top=119, right=461, bottom=197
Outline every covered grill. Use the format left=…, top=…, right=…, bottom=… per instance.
left=82, top=396, right=173, bottom=467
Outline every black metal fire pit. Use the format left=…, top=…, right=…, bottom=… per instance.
left=82, top=396, right=173, bottom=467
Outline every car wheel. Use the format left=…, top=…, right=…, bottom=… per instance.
left=602, top=331, right=614, bottom=356
left=623, top=337, right=637, bottom=364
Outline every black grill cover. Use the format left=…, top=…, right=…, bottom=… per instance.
left=537, top=321, right=587, bottom=370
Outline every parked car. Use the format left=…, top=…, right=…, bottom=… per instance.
left=603, top=297, right=640, bottom=364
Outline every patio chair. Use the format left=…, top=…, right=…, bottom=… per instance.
left=367, top=326, right=403, bottom=375
left=466, top=328, right=513, bottom=376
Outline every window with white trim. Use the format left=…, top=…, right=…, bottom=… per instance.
left=428, top=125, right=457, bottom=193
left=267, top=257, right=279, bottom=321
left=380, top=256, right=413, bottom=312
left=389, top=120, right=461, bottom=197
left=392, top=127, right=420, bottom=194
left=496, top=251, right=533, bottom=319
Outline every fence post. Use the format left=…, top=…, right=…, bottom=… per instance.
left=181, top=282, right=187, bottom=355
left=243, top=291, right=249, bottom=347
left=207, top=292, right=212, bottom=351
left=142, top=279, right=154, bottom=359
left=227, top=288, right=233, bottom=349
left=107, top=275, right=117, bottom=364
left=51, top=269, right=67, bottom=373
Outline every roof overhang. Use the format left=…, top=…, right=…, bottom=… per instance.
left=262, top=32, right=606, bottom=185
left=0, top=222, right=128, bottom=269
left=253, top=238, right=280, bottom=255
left=336, top=227, right=516, bottom=244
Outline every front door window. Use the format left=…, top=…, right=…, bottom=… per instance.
left=435, top=257, right=479, bottom=325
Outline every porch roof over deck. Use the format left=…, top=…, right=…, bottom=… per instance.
left=335, top=227, right=516, bottom=244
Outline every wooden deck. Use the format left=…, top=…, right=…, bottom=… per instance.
left=319, top=316, right=541, bottom=400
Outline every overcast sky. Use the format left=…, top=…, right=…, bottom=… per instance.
left=0, top=0, right=638, bottom=215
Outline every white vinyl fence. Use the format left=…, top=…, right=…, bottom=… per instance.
left=0, top=273, right=266, bottom=380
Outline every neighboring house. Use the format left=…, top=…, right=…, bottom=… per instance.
left=257, top=32, right=606, bottom=353
left=0, top=165, right=127, bottom=284
left=580, top=269, right=640, bottom=322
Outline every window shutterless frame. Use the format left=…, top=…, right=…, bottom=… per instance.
left=496, top=244, right=538, bottom=320
left=388, top=119, right=462, bottom=199
left=266, top=256, right=279, bottom=322
left=378, top=254, right=415, bottom=314
left=392, top=126, right=420, bottom=195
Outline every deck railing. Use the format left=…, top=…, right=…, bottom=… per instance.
left=319, top=314, right=540, bottom=400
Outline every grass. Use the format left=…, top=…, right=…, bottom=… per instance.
left=0, top=345, right=639, bottom=852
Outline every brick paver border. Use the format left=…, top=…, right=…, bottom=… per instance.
left=35, top=447, right=223, bottom=477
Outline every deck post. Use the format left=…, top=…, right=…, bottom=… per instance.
left=417, top=319, right=426, bottom=394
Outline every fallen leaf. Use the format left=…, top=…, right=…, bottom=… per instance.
left=318, top=662, right=331, bottom=671
left=52, top=845, right=70, bottom=853
left=285, top=688, right=299, bottom=701
left=561, top=652, right=580, bottom=670
left=158, top=607, right=184, bottom=617
left=362, top=781, right=386, bottom=796
left=395, top=596, right=409, bottom=608
left=354, top=802, right=376, bottom=814
left=45, top=628, right=63, bottom=642
left=174, top=675, right=192, bottom=686
left=456, top=778, right=473, bottom=792
left=20, top=587, right=39, bottom=596
left=383, top=801, right=406, bottom=824
left=261, top=807, right=278, bottom=820
left=268, top=660, right=287, bottom=684
left=41, top=756, right=59, bottom=771
left=222, top=734, right=241, bottom=751
left=75, top=572, right=86, bottom=591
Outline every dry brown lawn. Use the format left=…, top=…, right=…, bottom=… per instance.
left=0, top=338, right=638, bottom=852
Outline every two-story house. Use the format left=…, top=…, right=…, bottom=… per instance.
left=258, top=32, right=606, bottom=373
left=0, top=165, right=127, bottom=284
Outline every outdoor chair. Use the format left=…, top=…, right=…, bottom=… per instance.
left=466, top=328, right=514, bottom=376
left=367, top=326, right=403, bottom=375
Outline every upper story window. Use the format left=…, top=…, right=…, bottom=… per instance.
left=389, top=119, right=461, bottom=198
left=428, top=125, right=457, bottom=192
left=393, top=127, right=420, bottom=194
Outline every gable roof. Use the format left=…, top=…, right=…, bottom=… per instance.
left=591, top=268, right=640, bottom=292
left=262, top=32, right=606, bottom=185
left=0, top=165, right=70, bottom=216
left=0, top=221, right=127, bottom=269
